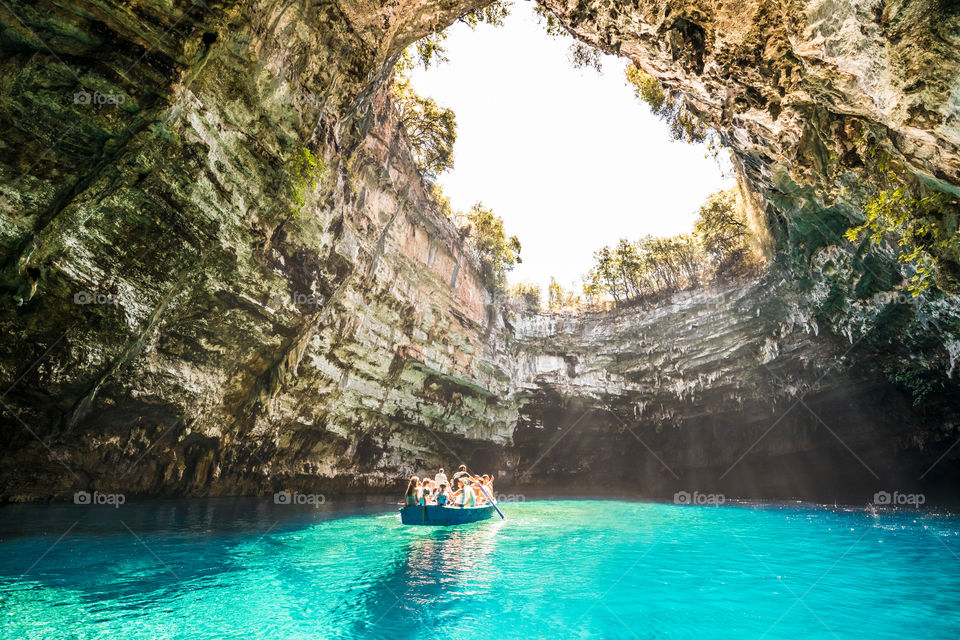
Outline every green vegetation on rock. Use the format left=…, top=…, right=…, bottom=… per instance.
left=288, top=148, right=326, bottom=219
left=508, top=281, right=542, bottom=310
left=624, top=64, right=711, bottom=145
left=463, top=202, right=522, bottom=292
left=843, top=140, right=958, bottom=295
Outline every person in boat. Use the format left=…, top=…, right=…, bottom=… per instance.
left=404, top=476, right=420, bottom=506
left=421, top=487, right=433, bottom=506
left=480, top=475, right=494, bottom=501
left=435, top=468, right=448, bottom=486
left=451, top=464, right=470, bottom=484
left=423, top=478, right=436, bottom=500
left=457, top=477, right=476, bottom=508
left=436, top=483, right=449, bottom=506
left=469, top=475, right=485, bottom=505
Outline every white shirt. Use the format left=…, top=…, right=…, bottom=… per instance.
left=435, top=472, right=448, bottom=486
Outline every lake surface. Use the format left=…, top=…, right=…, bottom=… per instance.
left=1, top=498, right=958, bottom=639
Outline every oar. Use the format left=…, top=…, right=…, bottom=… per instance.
left=474, top=481, right=505, bottom=520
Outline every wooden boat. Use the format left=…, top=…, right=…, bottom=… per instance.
left=399, top=504, right=496, bottom=526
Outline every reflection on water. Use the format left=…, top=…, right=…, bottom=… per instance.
left=349, top=522, right=503, bottom=638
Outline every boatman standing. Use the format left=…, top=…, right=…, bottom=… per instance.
left=435, top=467, right=448, bottom=486
left=451, top=464, right=469, bottom=483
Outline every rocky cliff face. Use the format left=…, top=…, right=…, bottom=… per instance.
left=545, top=0, right=960, bottom=379
left=506, top=280, right=958, bottom=500
left=0, top=0, right=514, bottom=500
left=1, top=0, right=958, bottom=502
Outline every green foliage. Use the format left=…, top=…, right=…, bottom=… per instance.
left=583, top=234, right=704, bottom=304
left=885, top=362, right=945, bottom=405
left=693, top=188, right=756, bottom=277
left=391, top=63, right=457, bottom=178
left=547, top=279, right=582, bottom=310
left=401, top=1, right=511, bottom=69
left=584, top=189, right=758, bottom=305
left=289, top=148, right=326, bottom=218
left=430, top=185, right=523, bottom=294
left=569, top=42, right=602, bottom=72
left=624, top=64, right=711, bottom=145
left=508, top=281, right=542, bottom=310
left=844, top=172, right=956, bottom=295
left=390, top=2, right=510, bottom=178
left=460, top=1, right=510, bottom=28
left=463, top=202, right=521, bottom=292
left=430, top=182, right=454, bottom=217
left=533, top=4, right=566, bottom=38
left=533, top=5, right=603, bottom=72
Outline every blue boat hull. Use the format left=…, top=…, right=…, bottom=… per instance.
left=399, top=505, right=496, bottom=526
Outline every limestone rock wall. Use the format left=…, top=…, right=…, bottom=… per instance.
left=0, top=0, right=514, bottom=501
left=505, top=280, right=957, bottom=500
left=542, top=0, right=960, bottom=372
left=0, top=0, right=959, bottom=502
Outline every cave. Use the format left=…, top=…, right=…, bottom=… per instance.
left=2, top=0, right=960, bottom=636
left=1, top=0, right=959, bottom=505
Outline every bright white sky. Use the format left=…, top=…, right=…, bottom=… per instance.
left=409, top=1, right=733, bottom=291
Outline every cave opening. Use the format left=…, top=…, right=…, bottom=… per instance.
left=1, top=0, right=960, bottom=635
left=390, top=0, right=752, bottom=310
left=374, top=0, right=960, bottom=503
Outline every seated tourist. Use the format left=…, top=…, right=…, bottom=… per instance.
left=420, top=487, right=432, bottom=506
left=436, top=483, right=449, bottom=506
left=404, top=476, right=420, bottom=506
left=435, top=468, right=448, bottom=486
left=458, top=477, right=476, bottom=508
left=481, top=475, right=494, bottom=501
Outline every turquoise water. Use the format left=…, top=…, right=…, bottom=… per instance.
left=1, top=498, right=959, bottom=639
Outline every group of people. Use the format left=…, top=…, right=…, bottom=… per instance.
left=403, top=465, right=496, bottom=508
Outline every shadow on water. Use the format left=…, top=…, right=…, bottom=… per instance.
left=344, top=522, right=503, bottom=639
left=0, top=496, right=505, bottom=639
left=0, top=497, right=396, bottom=600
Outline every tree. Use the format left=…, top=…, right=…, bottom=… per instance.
left=533, top=4, right=604, bottom=73
left=547, top=278, right=582, bottom=310
left=404, top=1, right=511, bottom=69
left=842, top=140, right=958, bottom=295
left=581, top=188, right=761, bottom=306
left=389, top=2, right=510, bottom=178
left=509, top=281, right=542, bottom=310
left=694, top=188, right=754, bottom=277
left=464, top=202, right=522, bottom=291
left=625, top=64, right=711, bottom=145
left=391, top=63, right=456, bottom=177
